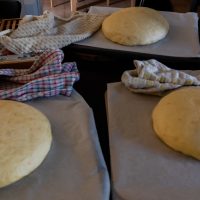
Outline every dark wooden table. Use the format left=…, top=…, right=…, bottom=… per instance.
left=190, top=0, right=200, bottom=12
left=62, top=44, right=200, bottom=177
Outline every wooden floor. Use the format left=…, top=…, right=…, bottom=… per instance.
left=41, top=0, right=195, bottom=17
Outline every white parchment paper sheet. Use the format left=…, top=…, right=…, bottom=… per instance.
left=0, top=91, right=110, bottom=200
left=106, top=82, right=200, bottom=200
left=75, top=6, right=200, bottom=58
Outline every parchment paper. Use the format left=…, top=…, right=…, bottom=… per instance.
left=106, top=82, right=200, bottom=200
left=75, top=6, right=200, bottom=58
left=0, top=91, right=110, bottom=200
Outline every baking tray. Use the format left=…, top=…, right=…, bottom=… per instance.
left=106, top=82, right=200, bottom=200
left=0, top=94, right=110, bottom=200
left=63, top=7, right=200, bottom=71
left=64, top=44, right=200, bottom=70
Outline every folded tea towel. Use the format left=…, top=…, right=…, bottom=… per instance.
left=121, top=59, right=200, bottom=94
left=0, top=49, right=79, bottom=101
left=0, top=11, right=106, bottom=54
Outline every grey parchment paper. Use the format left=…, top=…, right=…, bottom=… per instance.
left=0, top=91, right=110, bottom=200
left=106, top=82, right=200, bottom=200
left=75, top=6, right=200, bottom=58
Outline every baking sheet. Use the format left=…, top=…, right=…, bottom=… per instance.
left=75, top=6, right=200, bottom=58
left=106, top=82, right=200, bottom=200
left=0, top=91, right=110, bottom=200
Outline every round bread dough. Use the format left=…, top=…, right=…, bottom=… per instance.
left=0, top=100, right=52, bottom=188
left=102, top=7, right=169, bottom=46
left=152, top=87, right=200, bottom=160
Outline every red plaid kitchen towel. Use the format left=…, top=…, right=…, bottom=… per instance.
left=0, top=49, right=80, bottom=101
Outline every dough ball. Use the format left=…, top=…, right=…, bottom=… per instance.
left=152, top=87, right=200, bottom=160
left=0, top=100, right=52, bottom=188
left=102, top=7, right=169, bottom=45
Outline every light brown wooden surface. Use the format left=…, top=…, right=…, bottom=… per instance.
left=42, top=0, right=197, bottom=17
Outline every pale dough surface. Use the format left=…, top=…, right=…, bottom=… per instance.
left=0, top=100, right=52, bottom=188
left=152, top=87, right=200, bottom=160
left=102, top=7, right=169, bottom=46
